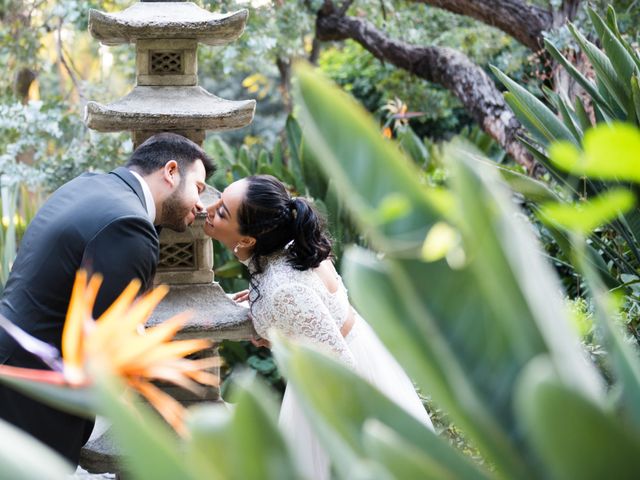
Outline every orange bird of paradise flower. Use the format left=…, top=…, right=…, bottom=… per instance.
left=0, top=270, right=220, bottom=436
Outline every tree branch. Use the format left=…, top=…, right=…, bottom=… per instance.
left=412, top=0, right=553, bottom=51
left=316, top=11, right=535, bottom=172
left=56, top=19, right=86, bottom=108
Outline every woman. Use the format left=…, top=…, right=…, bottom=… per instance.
left=204, top=175, right=433, bottom=478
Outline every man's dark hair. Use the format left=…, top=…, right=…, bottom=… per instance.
left=126, top=132, right=216, bottom=178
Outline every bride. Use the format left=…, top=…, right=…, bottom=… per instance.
left=204, top=174, right=433, bottom=478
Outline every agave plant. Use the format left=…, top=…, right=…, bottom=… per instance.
left=272, top=63, right=640, bottom=479
left=492, top=5, right=640, bottom=289
left=3, top=63, right=640, bottom=480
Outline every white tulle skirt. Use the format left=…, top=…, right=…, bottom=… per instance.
left=279, top=315, right=433, bottom=479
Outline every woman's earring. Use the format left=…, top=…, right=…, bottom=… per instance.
left=233, top=244, right=240, bottom=255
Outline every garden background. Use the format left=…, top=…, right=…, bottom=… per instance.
left=3, top=0, right=640, bottom=478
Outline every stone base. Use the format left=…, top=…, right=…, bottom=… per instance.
left=79, top=418, right=120, bottom=475
left=146, top=282, right=255, bottom=341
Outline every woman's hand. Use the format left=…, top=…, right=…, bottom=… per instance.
left=251, top=336, right=271, bottom=348
left=233, top=289, right=249, bottom=303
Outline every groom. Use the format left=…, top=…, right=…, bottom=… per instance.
left=0, top=132, right=215, bottom=466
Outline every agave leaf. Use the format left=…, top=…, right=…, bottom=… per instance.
left=0, top=367, right=96, bottom=419
left=632, top=75, right=640, bottom=125
left=607, top=5, right=640, bottom=73
left=548, top=123, right=640, bottom=182
left=503, top=93, right=556, bottom=148
left=343, top=248, right=534, bottom=478
left=293, top=63, right=440, bottom=254
left=294, top=64, right=603, bottom=477
left=342, top=146, right=603, bottom=475
left=362, top=420, right=486, bottom=480
left=229, top=376, right=300, bottom=479
left=238, top=146, right=253, bottom=172
left=492, top=66, right=578, bottom=147
left=397, top=125, right=430, bottom=167
left=0, top=418, right=72, bottom=479
left=621, top=203, right=640, bottom=250
left=605, top=5, right=619, bottom=35
left=498, top=166, right=561, bottom=203
left=184, top=405, right=230, bottom=480
left=518, top=137, right=576, bottom=192
left=187, top=375, right=300, bottom=480
left=593, top=98, right=615, bottom=123
left=285, top=115, right=306, bottom=193
left=94, top=373, right=199, bottom=480
left=574, top=96, right=594, bottom=131
left=569, top=23, right=630, bottom=115
left=272, top=335, right=492, bottom=480
left=556, top=94, right=583, bottom=142
left=231, top=163, right=251, bottom=181
left=209, top=137, right=236, bottom=169
left=272, top=139, right=284, bottom=176
left=544, top=221, right=620, bottom=289
left=588, top=7, right=637, bottom=90
left=544, top=39, right=614, bottom=118
left=516, top=356, right=640, bottom=479
left=575, top=244, right=640, bottom=430
left=445, top=143, right=602, bottom=398
left=537, top=188, right=636, bottom=235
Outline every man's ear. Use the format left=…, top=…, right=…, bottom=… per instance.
left=163, top=160, right=179, bottom=188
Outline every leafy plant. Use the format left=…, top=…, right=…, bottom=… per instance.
left=284, top=63, right=640, bottom=479
left=492, top=5, right=640, bottom=294
left=4, top=60, right=640, bottom=480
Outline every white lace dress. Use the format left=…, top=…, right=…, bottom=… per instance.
left=249, top=252, right=433, bottom=479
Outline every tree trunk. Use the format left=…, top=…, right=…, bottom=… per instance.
left=551, top=0, right=584, bottom=102
left=13, top=68, right=36, bottom=104
left=276, top=56, right=293, bottom=114
left=316, top=9, right=535, bottom=172
left=413, top=0, right=553, bottom=51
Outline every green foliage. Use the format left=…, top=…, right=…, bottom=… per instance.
left=0, top=99, right=130, bottom=290
left=103, top=370, right=302, bottom=480
left=293, top=63, right=640, bottom=478
left=493, top=6, right=640, bottom=312
left=218, top=340, right=285, bottom=399
left=1, top=100, right=130, bottom=189
left=6, top=55, right=640, bottom=480
left=273, top=334, right=489, bottom=480
left=0, top=418, right=72, bottom=479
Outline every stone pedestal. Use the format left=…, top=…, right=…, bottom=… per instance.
left=81, top=1, right=258, bottom=475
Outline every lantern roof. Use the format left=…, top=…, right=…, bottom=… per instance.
left=85, top=86, right=256, bottom=132
left=89, top=2, right=248, bottom=46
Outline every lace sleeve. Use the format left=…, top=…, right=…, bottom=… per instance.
left=264, top=282, right=355, bottom=368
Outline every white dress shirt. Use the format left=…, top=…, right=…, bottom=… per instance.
left=129, top=170, right=157, bottom=224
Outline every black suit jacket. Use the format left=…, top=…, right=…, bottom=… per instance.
left=0, top=167, right=159, bottom=465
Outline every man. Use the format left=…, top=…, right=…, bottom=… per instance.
left=0, top=132, right=215, bottom=465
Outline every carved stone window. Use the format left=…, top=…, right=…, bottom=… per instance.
left=150, top=51, right=183, bottom=75
left=159, top=242, right=195, bottom=269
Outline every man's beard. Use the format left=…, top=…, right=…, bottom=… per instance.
left=161, top=181, right=192, bottom=232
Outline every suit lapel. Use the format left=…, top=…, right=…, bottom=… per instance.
left=110, top=167, right=148, bottom=211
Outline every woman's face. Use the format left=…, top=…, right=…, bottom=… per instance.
left=204, top=179, right=248, bottom=249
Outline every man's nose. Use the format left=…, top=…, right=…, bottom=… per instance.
left=194, top=200, right=204, bottom=213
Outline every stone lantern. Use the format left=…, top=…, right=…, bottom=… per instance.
left=80, top=1, right=256, bottom=474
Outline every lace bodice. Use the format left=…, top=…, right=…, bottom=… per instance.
left=248, top=252, right=355, bottom=366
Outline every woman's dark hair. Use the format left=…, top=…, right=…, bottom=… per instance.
left=238, top=175, right=332, bottom=299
